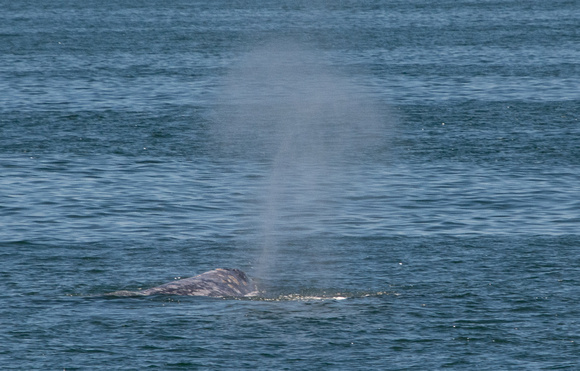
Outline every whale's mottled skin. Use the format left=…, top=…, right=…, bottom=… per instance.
left=108, top=268, right=258, bottom=297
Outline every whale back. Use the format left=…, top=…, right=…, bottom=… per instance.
left=109, top=268, right=258, bottom=297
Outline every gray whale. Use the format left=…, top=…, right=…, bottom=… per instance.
left=108, top=268, right=258, bottom=297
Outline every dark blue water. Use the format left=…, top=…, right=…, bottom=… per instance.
left=1, top=0, right=579, bottom=369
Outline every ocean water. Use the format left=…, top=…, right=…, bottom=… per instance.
left=1, top=0, right=579, bottom=369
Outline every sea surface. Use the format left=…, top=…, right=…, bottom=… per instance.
left=1, top=0, right=579, bottom=369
